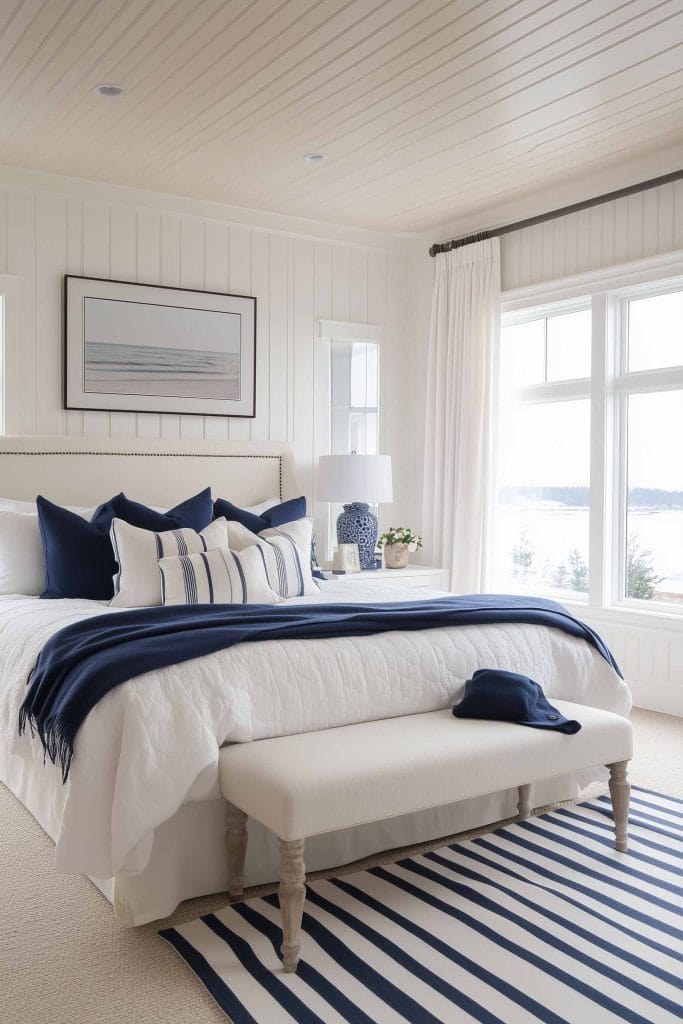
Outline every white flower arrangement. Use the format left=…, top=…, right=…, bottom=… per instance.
left=377, top=527, right=423, bottom=553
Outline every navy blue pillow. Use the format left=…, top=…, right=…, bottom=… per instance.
left=38, top=488, right=214, bottom=600
left=106, top=488, right=213, bottom=533
left=37, top=495, right=118, bottom=600
left=213, top=495, right=306, bottom=533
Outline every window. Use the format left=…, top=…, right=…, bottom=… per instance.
left=330, top=340, right=379, bottom=456
left=316, top=321, right=383, bottom=561
left=329, top=340, right=380, bottom=542
left=492, top=279, right=683, bottom=612
left=625, top=391, right=682, bottom=601
left=499, top=308, right=591, bottom=387
left=619, top=285, right=683, bottom=605
left=493, top=305, right=591, bottom=598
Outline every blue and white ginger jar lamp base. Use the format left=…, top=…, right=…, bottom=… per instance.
left=336, top=502, right=377, bottom=570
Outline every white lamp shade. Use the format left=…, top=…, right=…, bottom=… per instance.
left=317, top=454, right=393, bottom=504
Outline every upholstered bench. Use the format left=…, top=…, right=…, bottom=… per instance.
left=218, top=700, right=632, bottom=973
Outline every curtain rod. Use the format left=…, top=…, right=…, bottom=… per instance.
left=428, top=169, right=683, bottom=257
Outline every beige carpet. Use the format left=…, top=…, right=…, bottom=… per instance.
left=1, top=707, right=681, bottom=1024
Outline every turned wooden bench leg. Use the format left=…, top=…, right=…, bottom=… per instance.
left=226, top=803, right=248, bottom=899
left=608, top=760, right=630, bottom=853
left=279, top=838, right=306, bottom=973
left=517, top=783, right=532, bottom=819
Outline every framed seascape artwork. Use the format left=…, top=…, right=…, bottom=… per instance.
left=64, top=276, right=256, bottom=417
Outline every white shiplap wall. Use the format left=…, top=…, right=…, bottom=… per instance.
left=0, top=173, right=411, bottom=520
left=593, top=614, right=683, bottom=718
left=501, top=178, right=683, bottom=289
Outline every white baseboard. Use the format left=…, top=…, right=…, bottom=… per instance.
left=627, top=679, right=683, bottom=718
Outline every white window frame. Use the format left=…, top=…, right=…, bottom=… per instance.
left=495, top=251, right=683, bottom=625
left=0, top=275, right=18, bottom=435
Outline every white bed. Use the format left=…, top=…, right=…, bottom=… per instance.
left=0, top=436, right=632, bottom=926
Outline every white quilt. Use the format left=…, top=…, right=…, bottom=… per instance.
left=0, top=584, right=631, bottom=880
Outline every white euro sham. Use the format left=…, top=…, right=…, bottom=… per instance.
left=0, top=511, right=46, bottom=595
left=110, top=517, right=229, bottom=608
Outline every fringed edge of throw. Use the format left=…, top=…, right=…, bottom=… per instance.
left=18, top=664, right=74, bottom=783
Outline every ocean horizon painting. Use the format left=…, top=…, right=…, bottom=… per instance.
left=65, top=278, right=256, bottom=417
left=84, top=341, right=241, bottom=400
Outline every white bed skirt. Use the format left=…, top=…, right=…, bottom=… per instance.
left=1, top=743, right=603, bottom=926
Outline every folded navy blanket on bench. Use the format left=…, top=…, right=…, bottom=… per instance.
left=453, top=668, right=582, bottom=733
left=19, top=595, right=619, bottom=780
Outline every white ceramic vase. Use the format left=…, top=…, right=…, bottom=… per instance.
left=384, top=543, right=410, bottom=569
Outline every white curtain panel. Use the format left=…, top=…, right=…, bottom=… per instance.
left=422, top=238, right=501, bottom=592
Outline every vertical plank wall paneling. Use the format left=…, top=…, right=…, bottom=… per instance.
left=501, top=179, right=683, bottom=288
left=64, top=197, right=84, bottom=436
left=81, top=201, right=110, bottom=438
left=1, top=180, right=410, bottom=522
left=226, top=225, right=252, bottom=444
left=499, top=180, right=683, bottom=715
left=7, top=189, right=35, bottom=435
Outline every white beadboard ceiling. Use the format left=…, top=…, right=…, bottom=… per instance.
left=1, top=0, right=682, bottom=233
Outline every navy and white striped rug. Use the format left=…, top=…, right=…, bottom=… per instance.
left=159, top=787, right=682, bottom=1023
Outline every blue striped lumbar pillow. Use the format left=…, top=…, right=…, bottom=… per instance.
left=225, top=518, right=320, bottom=599
left=110, top=517, right=229, bottom=607
left=159, top=546, right=281, bottom=606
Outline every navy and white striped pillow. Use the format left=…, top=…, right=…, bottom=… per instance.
left=110, top=517, right=229, bottom=607
left=159, top=546, right=280, bottom=606
left=225, top=518, right=319, bottom=598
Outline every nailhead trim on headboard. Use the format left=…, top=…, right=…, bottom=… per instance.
left=0, top=451, right=284, bottom=500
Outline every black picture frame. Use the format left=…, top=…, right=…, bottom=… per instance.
left=64, top=275, right=257, bottom=418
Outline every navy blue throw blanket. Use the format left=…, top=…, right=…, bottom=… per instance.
left=18, top=595, right=620, bottom=781
left=453, top=669, right=582, bottom=733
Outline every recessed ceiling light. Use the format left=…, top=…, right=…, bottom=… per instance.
left=95, top=84, right=126, bottom=98
left=304, top=153, right=326, bottom=163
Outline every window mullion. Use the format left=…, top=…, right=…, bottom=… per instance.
left=588, top=292, right=610, bottom=608
left=512, top=380, right=590, bottom=404
left=615, top=366, right=683, bottom=394
left=611, top=298, right=629, bottom=607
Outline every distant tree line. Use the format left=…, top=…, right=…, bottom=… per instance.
left=500, top=486, right=683, bottom=509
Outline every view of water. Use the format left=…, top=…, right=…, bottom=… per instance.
left=84, top=341, right=240, bottom=400
left=493, top=504, right=683, bottom=601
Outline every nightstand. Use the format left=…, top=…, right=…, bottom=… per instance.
left=322, top=566, right=449, bottom=591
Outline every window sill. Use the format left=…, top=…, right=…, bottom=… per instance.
left=561, top=600, right=683, bottom=635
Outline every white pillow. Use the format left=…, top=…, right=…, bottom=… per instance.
left=159, top=546, right=281, bottom=606
left=225, top=518, right=319, bottom=598
left=110, top=517, right=229, bottom=608
left=0, top=498, right=40, bottom=513
left=0, top=510, right=46, bottom=595
left=243, top=496, right=280, bottom=516
left=0, top=497, right=93, bottom=517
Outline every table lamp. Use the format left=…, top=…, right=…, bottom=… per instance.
left=317, top=454, right=393, bottom=570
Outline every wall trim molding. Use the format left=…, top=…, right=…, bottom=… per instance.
left=0, top=163, right=409, bottom=256
left=317, top=319, right=385, bottom=342
left=502, top=249, right=683, bottom=308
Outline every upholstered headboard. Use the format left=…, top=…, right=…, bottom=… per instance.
left=0, top=436, right=299, bottom=508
